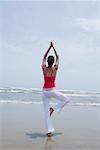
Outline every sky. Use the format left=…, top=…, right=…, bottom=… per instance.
left=0, top=0, right=100, bottom=91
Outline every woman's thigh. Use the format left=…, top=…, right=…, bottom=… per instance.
left=50, top=90, right=69, bottom=102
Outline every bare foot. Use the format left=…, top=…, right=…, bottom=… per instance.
left=49, top=107, right=54, bottom=116
left=47, top=132, right=52, bottom=137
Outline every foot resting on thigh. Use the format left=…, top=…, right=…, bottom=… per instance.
left=49, top=107, right=54, bottom=116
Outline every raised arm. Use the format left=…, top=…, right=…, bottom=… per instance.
left=42, top=42, right=52, bottom=69
left=51, top=42, right=59, bottom=70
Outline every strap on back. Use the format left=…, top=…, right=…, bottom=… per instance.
left=50, top=68, right=53, bottom=76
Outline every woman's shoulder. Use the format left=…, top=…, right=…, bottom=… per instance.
left=53, top=64, right=58, bottom=70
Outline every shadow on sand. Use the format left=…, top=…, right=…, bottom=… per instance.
left=26, top=132, right=62, bottom=139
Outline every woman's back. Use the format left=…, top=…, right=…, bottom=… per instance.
left=43, top=67, right=57, bottom=89
left=43, top=67, right=57, bottom=77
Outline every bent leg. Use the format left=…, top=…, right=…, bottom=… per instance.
left=51, top=90, right=70, bottom=112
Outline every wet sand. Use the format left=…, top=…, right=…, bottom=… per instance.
left=0, top=103, right=100, bottom=150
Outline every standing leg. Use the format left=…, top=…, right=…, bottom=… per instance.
left=42, top=93, right=55, bottom=133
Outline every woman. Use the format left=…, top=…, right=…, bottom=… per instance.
left=42, top=41, right=69, bottom=137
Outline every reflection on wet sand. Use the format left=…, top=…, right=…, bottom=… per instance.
left=26, top=132, right=62, bottom=150
left=44, top=137, right=57, bottom=150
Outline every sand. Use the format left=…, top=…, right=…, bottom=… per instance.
left=0, top=103, right=100, bottom=150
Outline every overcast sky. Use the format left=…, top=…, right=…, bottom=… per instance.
left=0, top=1, right=100, bottom=91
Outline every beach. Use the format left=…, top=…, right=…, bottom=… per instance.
left=0, top=102, right=100, bottom=150
left=1, top=1, right=100, bottom=150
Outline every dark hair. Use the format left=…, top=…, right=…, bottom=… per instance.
left=47, top=55, right=54, bottom=68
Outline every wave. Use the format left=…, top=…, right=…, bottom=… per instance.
left=0, top=88, right=100, bottom=97
left=0, top=100, right=100, bottom=107
left=71, top=103, right=100, bottom=107
left=0, top=88, right=41, bottom=93
left=0, top=88, right=42, bottom=94
left=59, top=89, right=100, bottom=97
left=0, top=100, right=42, bottom=105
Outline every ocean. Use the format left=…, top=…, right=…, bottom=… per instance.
left=0, top=88, right=100, bottom=107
